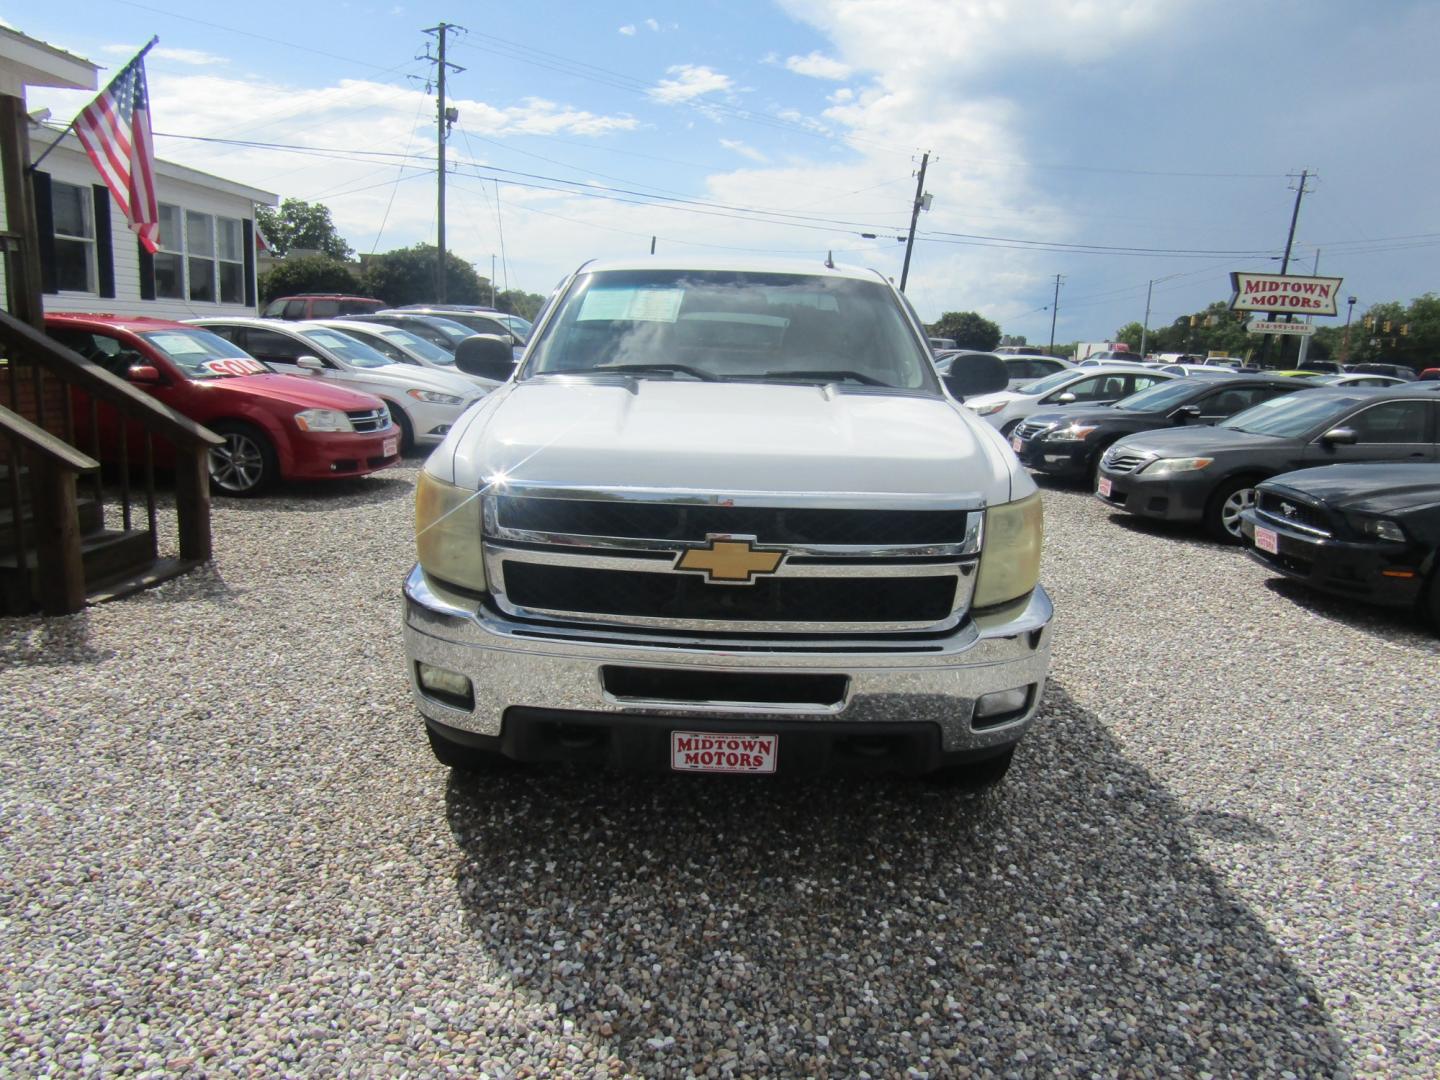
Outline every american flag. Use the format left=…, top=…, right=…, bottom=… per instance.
left=73, top=47, right=160, bottom=253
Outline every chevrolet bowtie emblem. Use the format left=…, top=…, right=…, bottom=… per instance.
left=675, top=536, right=785, bottom=584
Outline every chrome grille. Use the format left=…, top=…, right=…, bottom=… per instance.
left=1014, top=420, right=1053, bottom=441
left=1101, top=447, right=1149, bottom=475
left=348, top=408, right=390, bottom=433
left=1256, top=491, right=1332, bottom=537
left=480, top=485, right=983, bottom=634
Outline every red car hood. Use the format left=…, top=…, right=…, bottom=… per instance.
left=200, top=372, right=383, bottom=411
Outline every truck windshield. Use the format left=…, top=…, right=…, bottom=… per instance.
left=527, top=269, right=935, bottom=390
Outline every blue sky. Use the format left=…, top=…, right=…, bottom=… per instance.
left=14, top=0, right=1440, bottom=345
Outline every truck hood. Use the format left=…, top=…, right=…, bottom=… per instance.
left=1265, top=464, right=1440, bottom=515
left=200, top=372, right=382, bottom=411
left=442, top=379, right=1017, bottom=504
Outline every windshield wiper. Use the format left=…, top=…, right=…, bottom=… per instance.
left=755, top=369, right=888, bottom=387
left=594, top=363, right=720, bottom=381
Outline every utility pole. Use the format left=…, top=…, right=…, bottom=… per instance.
left=420, top=23, right=465, bottom=302
left=899, top=151, right=930, bottom=293
left=1260, top=168, right=1314, bottom=368
left=490, top=254, right=497, bottom=306
left=1048, top=274, right=1063, bottom=353
left=1296, top=249, right=1320, bottom=366
left=1140, top=278, right=1155, bottom=357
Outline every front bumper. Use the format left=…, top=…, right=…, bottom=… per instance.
left=1239, top=510, right=1427, bottom=608
left=402, top=565, right=1053, bottom=769
left=1094, top=466, right=1210, bottom=523
left=1015, top=435, right=1090, bottom=478
left=286, top=428, right=401, bottom=480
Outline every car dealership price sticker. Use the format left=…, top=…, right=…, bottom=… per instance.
left=671, top=732, right=777, bottom=773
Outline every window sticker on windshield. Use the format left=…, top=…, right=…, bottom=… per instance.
left=578, top=287, right=684, bottom=323
left=202, top=357, right=267, bottom=377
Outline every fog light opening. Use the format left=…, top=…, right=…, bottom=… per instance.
left=974, top=685, right=1032, bottom=728
left=416, top=662, right=474, bottom=710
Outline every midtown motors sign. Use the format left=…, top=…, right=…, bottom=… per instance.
left=1229, top=272, right=1345, bottom=315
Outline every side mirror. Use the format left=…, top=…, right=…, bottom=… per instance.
left=1054, top=392, right=1077, bottom=405
left=126, top=364, right=162, bottom=385
left=1171, top=404, right=1202, bottom=422
left=455, top=334, right=518, bottom=382
left=296, top=356, right=325, bottom=372
left=940, top=353, right=1007, bottom=401
left=1320, top=426, right=1358, bottom=446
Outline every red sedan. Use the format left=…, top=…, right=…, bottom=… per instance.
left=46, top=313, right=401, bottom=494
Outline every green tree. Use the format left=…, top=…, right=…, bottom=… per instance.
left=258, top=256, right=361, bottom=305
left=928, top=311, right=1001, bottom=351
left=255, top=198, right=354, bottom=260
left=1113, top=322, right=1145, bottom=352
left=495, top=289, right=546, bottom=320
left=360, top=244, right=488, bottom=306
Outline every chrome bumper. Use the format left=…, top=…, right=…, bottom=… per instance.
left=401, top=565, right=1053, bottom=753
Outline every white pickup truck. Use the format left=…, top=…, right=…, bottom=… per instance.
left=402, top=258, right=1053, bottom=785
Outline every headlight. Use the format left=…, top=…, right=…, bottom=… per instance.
left=1350, top=516, right=1407, bottom=542
left=971, top=402, right=1007, bottom=416
left=407, top=389, right=464, bottom=405
left=1048, top=423, right=1098, bottom=442
left=1140, top=456, right=1213, bottom=475
left=973, top=492, right=1043, bottom=608
left=415, top=471, right=487, bottom=592
left=293, top=408, right=354, bottom=433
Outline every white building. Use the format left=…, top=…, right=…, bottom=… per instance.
left=26, top=123, right=277, bottom=321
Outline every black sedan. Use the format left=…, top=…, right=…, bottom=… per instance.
left=1011, top=375, right=1303, bottom=484
left=1095, top=385, right=1440, bottom=541
left=1240, top=464, right=1440, bottom=627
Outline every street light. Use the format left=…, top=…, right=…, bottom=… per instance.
left=1342, top=295, right=1357, bottom=361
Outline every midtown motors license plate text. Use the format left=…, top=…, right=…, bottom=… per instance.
left=671, top=732, right=778, bottom=774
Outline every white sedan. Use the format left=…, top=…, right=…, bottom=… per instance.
left=189, top=318, right=485, bottom=451
left=963, top=364, right=1177, bottom=433
left=307, top=319, right=504, bottom=392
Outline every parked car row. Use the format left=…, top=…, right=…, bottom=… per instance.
left=990, top=372, right=1440, bottom=629
left=44, top=308, right=524, bottom=496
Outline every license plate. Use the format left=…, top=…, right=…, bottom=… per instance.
left=670, top=731, right=777, bottom=774
left=383, top=436, right=398, bottom=456
left=1254, top=525, right=1278, bottom=554
left=1097, top=476, right=1112, bottom=498
left=1010, top=435, right=1023, bottom=453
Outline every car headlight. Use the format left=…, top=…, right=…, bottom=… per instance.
left=407, top=389, right=465, bottom=405
left=415, top=471, right=487, bottom=592
left=293, top=408, right=354, bottom=433
left=1048, top=423, right=1098, bottom=442
left=973, top=492, right=1043, bottom=608
left=971, top=402, right=1007, bottom=416
left=1140, top=456, right=1213, bottom=475
left=1350, top=515, right=1407, bottom=542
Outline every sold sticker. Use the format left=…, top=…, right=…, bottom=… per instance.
left=202, top=357, right=267, bottom=377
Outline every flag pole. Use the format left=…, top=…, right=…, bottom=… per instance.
left=29, top=36, right=159, bottom=173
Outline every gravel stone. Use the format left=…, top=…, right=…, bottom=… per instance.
left=1, top=461, right=1435, bottom=1076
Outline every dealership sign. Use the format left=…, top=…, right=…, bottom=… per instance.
left=1246, top=320, right=1316, bottom=337
left=1230, top=273, right=1345, bottom=315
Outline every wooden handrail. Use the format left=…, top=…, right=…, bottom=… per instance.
left=0, top=308, right=223, bottom=449
left=0, top=403, right=99, bottom=472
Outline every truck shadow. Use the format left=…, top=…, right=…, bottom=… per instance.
left=443, top=684, right=1348, bottom=1076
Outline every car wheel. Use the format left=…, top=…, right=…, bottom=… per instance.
left=208, top=422, right=278, bottom=496
left=426, top=725, right=508, bottom=774
left=925, top=746, right=1015, bottom=790
left=1205, top=475, right=1260, bottom=543
left=1424, top=566, right=1440, bottom=633
left=382, top=401, right=415, bottom=454
left=1000, top=419, right=1021, bottom=437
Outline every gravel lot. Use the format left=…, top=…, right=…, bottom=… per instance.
left=2, top=459, right=1437, bottom=1077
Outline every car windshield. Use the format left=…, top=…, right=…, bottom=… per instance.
left=527, top=269, right=934, bottom=389
left=493, top=314, right=532, bottom=343
left=1114, top=379, right=1206, bottom=413
left=377, top=328, right=455, bottom=365
left=298, top=328, right=393, bottom=368
left=1220, top=391, right=1369, bottom=437
left=1017, top=369, right=1081, bottom=396
left=138, top=329, right=268, bottom=379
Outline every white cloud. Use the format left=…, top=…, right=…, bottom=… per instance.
left=719, top=138, right=768, bottom=163
left=619, top=24, right=636, bottom=35
left=648, top=65, right=733, bottom=104
left=101, top=44, right=229, bottom=66
left=784, top=51, right=852, bottom=80
left=645, top=18, right=661, bottom=31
